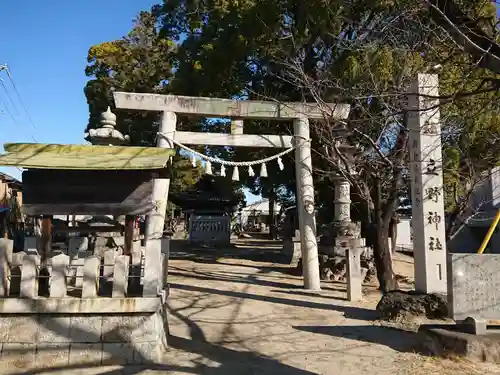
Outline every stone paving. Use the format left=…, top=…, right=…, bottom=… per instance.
left=3, top=242, right=500, bottom=374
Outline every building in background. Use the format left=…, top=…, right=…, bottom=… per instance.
left=0, top=171, right=23, bottom=248
left=240, top=199, right=281, bottom=231
left=448, top=166, right=500, bottom=254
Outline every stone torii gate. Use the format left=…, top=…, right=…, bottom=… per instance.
left=113, top=92, right=350, bottom=290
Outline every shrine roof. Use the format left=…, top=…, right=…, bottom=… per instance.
left=170, top=192, right=238, bottom=210
left=0, top=143, right=175, bottom=170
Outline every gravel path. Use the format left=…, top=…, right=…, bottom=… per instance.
left=153, top=245, right=500, bottom=375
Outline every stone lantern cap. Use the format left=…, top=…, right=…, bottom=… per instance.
left=84, top=107, right=131, bottom=146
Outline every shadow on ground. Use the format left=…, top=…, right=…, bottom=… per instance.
left=170, top=282, right=379, bottom=321
left=168, top=267, right=347, bottom=296
left=294, top=325, right=420, bottom=354
left=169, top=239, right=291, bottom=269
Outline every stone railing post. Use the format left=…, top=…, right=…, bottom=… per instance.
left=82, top=256, right=100, bottom=298
left=49, top=253, right=69, bottom=297
left=20, top=254, right=41, bottom=298
left=0, top=239, right=13, bottom=296
left=112, top=255, right=130, bottom=297
left=143, top=239, right=162, bottom=296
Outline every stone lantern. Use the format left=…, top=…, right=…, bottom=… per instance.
left=83, top=107, right=133, bottom=234
left=332, top=142, right=357, bottom=227
left=320, top=139, right=359, bottom=243
left=84, top=107, right=130, bottom=146
left=319, top=137, right=370, bottom=301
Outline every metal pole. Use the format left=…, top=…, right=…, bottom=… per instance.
left=477, top=208, right=500, bottom=254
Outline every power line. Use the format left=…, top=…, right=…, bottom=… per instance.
left=0, top=95, right=36, bottom=143
left=0, top=64, right=37, bottom=143
left=0, top=91, right=18, bottom=124
left=0, top=97, right=25, bottom=173
left=0, top=64, right=20, bottom=116
left=0, top=80, right=19, bottom=116
left=0, top=65, right=34, bottom=173
left=3, top=65, right=37, bottom=132
left=0, top=65, right=20, bottom=121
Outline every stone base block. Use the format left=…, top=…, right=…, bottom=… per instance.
left=283, top=240, right=301, bottom=267
left=335, top=236, right=365, bottom=248
left=0, top=297, right=168, bottom=369
left=418, top=324, right=500, bottom=363
left=0, top=343, right=36, bottom=370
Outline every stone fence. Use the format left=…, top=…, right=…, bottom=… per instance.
left=0, top=238, right=168, bottom=299
left=188, top=215, right=231, bottom=245
left=0, top=237, right=170, bottom=366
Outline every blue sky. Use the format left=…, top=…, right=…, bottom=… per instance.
left=0, top=0, right=260, bottom=204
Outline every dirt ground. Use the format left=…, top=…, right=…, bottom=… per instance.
left=11, top=240, right=500, bottom=374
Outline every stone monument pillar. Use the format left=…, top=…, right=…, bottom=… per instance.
left=334, top=179, right=351, bottom=223
left=408, top=74, right=447, bottom=295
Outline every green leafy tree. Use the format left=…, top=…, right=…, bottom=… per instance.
left=85, top=11, right=175, bottom=144
left=150, top=0, right=500, bottom=291
left=84, top=10, right=246, bottom=209
left=85, top=0, right=500, bottom=291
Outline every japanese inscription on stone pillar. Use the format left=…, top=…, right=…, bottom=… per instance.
left=408, top=74, right=447, bottom=294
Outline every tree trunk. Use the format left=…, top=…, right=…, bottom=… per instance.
left=374, top=220, right=398, bottom=292
left=373, top=178, right=398, bottom=292
left=389, top=216, right=398, bottom=254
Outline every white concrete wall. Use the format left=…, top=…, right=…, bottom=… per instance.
left=240, top=199, right=281, bottom=226
left=396, top=218, right=413, bottom=251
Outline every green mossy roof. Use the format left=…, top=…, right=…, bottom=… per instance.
left=0, top=143, right=175, bottom=170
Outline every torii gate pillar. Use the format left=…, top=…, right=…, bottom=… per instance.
left=294, top=117, right=321, bottom=290
left=145, top=111, right=177, bottom=242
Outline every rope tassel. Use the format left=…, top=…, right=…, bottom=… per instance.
left=232, top=166, right=239, bottom=181
left=260, top=162, right=268, bottom=178
left=155, top=132, right=303, bottom=180
left=205, top=160, right=212, bottom=175
left=277, top=157, right=284, bottom=171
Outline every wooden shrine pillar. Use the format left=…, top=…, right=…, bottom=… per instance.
left=41, top=215, right=52, bottom=261
left=124, top=215, right=135, bottom=255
